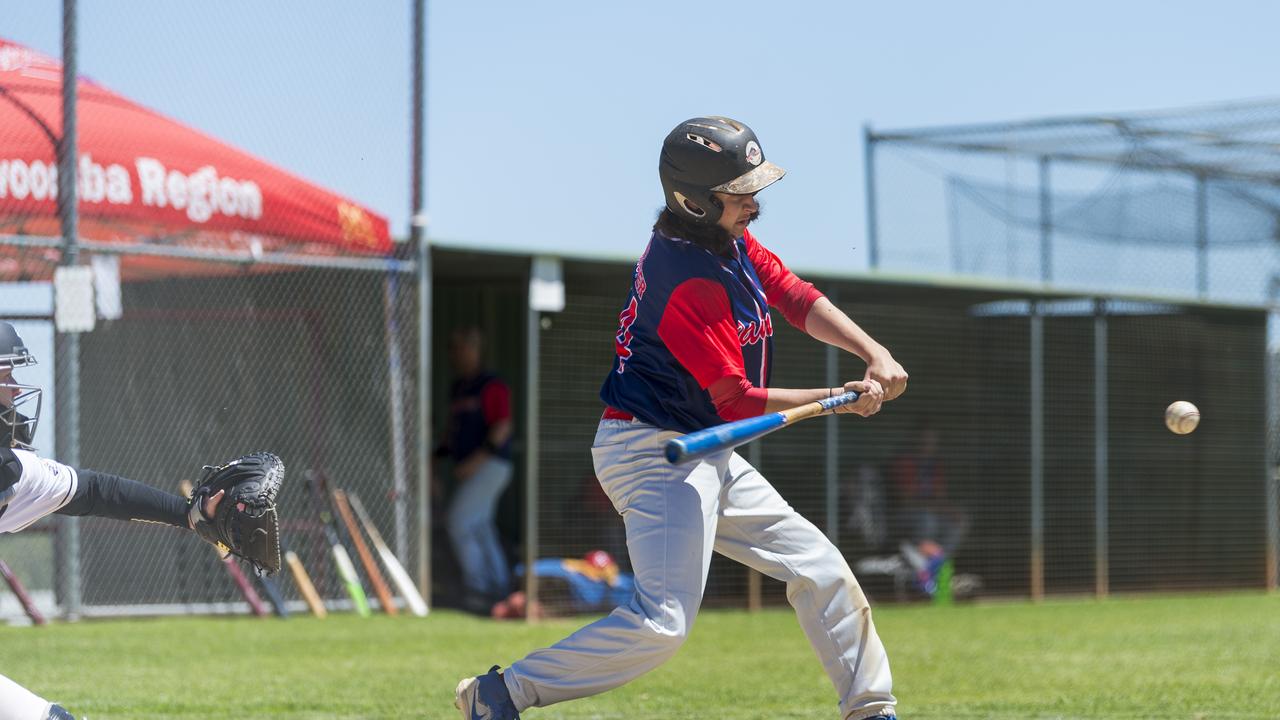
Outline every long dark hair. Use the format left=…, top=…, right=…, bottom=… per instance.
left=652, top=208, right=736, bottom=256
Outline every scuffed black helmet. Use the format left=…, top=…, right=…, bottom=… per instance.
left=659, top=116, right=785, bottom=226
left=0, top=322, right=40, bottom=450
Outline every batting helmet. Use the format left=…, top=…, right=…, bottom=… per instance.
left=0, top=322, right=41, bottom=450
left=659, top=116, right=786, bottom=226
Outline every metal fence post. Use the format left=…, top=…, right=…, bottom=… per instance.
left=1267, top=344, right=1279, bottom=592
left=55, top=0, right=83, bottom=622
left=1030, top=301, right=1045, bottom=601
left=863, top=126, right=880, bottom=271
left=1196, top=174, right=1209, bottom=299
left=1038, top=157, right=1052, bottom=284
left=524, top=280, right=541, bottom=621
left=1094, top=299, right=1110, bottom=598
left=410, top=0, right=432, bottom=605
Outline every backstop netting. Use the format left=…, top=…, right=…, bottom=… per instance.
left=868, top=99, right=1280, bottom=305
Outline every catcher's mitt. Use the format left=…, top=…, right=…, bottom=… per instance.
left=188, top=452, right=284, bottom=575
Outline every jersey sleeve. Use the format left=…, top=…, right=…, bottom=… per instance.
left=657, top=278, right=746, bottom=388
left=657, top=279, right=769, bottom=421
left=480, top=379, right=512, bottom=425
left=743, top=228, right=824, bottom=331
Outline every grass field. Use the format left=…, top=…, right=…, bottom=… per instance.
left=1, top=592, right=1277, bottom=719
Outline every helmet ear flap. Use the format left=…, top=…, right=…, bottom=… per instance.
left=672, top=192, right=706, bottom=218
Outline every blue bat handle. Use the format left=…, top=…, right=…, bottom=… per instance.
left=664, top=412, right=787, bottom=464
left=664, top=391, right=860, bottom=464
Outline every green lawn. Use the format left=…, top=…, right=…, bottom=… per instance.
left=0, top=592, right=1277, bottom=719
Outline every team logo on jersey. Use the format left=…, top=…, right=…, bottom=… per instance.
left=744, top=141, right=762, bottom=166
left=614, top=296, right=639, bottom=373
left=737, top=312, right=773, bottom=346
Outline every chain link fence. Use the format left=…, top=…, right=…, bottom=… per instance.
left=1, top=253, right=420, bottom=620
left=434, top=251, right=1276, bottom=616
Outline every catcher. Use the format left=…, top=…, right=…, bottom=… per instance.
left=0, top=321, right=283, bottom=720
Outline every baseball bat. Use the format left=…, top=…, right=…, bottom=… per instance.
left=665, top=391, right=861, bottom=464
left=347, top=491, right=429, bottom=617
left=332, top=489, right=398, bottom=616
left=254, top=569, right=290, bottom=619
left=284, top=545, right=327, bottom=618
left=305, top=472, right=370, bottom=617
left=0, top=558, right=45, bottom=626
left=181, top=480, right=269, bottom=617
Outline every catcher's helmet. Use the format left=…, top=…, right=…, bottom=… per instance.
left=659, top=116, right=785, bottom=226
left=0, top=322, right=40, bottom=450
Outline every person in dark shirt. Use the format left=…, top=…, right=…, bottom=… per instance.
left=441, top=327, right=514, bottom=607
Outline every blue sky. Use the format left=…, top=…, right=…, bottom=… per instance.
left=3, top=0, right=1277, bottom=274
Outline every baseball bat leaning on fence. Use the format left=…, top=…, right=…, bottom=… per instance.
left=254, top=565, right=290, bottom=619
left=0, top=558, right=45, bottom=625
left=665, top=390, right=862, bottom=464
left=347, top=490, right=429, bottom=617
left=180, top=480, right=269, bottom=617
left=305, top=471, right=370, bottom=617
left=332, top=488, right=398, bottom=616
left=282, top=537, right=326, bottom=618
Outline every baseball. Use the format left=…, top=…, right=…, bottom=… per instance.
left=1164, top=401, right=1200, bottom=435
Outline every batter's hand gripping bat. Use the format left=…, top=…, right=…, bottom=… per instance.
left=347, top=490, right=429, bottom=617
left=665, top=391, right=861, bottom=464
left=181, top=480, right=269, bottom=617
left=0, top=557, right=45, bottom=625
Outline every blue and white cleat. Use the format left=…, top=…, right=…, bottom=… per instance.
left=454, top=665, right=521, bottom=720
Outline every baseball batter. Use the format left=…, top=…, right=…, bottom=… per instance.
left=0, top=321, right=270, bottom=720
left=455, top=117, right=908, bottom=720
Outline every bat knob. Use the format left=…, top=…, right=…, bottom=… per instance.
left=664, top=439, right=687, bottom=464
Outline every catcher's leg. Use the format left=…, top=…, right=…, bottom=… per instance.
left=712, top=453, right=896, bottom=720
left=0, top=673, right=66, bottom=720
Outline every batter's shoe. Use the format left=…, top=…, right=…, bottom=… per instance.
left=46, top=705, right=76, bottom=720
left=454, top=665, right=521, bottom=720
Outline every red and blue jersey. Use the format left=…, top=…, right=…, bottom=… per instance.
left=600, top=227, right=823, bottom=434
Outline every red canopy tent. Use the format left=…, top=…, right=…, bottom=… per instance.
left=0, top=37, right=392, bottom=280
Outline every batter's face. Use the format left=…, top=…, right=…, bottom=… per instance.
left=714, top=191, right=760, bottom=237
